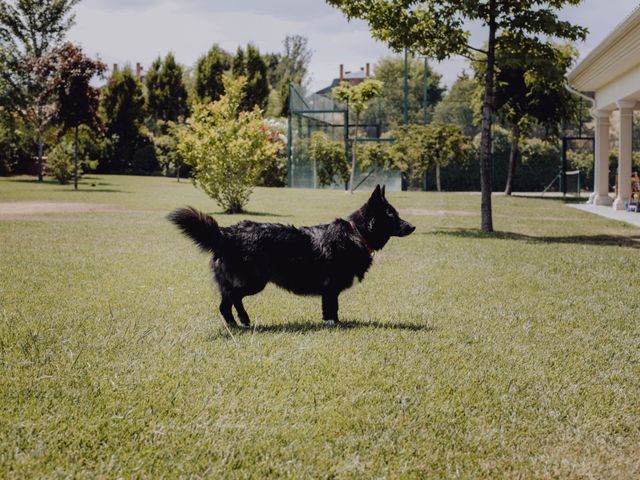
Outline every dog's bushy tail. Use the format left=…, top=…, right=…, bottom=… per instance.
left=168, top=207, right=221, bottom=252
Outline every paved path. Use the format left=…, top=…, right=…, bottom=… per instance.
left=568, top=203, right=640, bottom=228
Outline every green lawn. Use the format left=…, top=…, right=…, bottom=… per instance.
left=1, top=175, right=639, bottom=479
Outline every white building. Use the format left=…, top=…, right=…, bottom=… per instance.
left=567, top=6, right=640, bottom=209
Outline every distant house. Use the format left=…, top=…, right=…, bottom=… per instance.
left=567, top=6, right=640, bottom=210
left=316, top=63, right=372, bottom=95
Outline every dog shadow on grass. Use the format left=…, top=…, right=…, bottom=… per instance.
left=428, top=228, right=640, bottom=249
left=224, top=320, right=434, bottom=336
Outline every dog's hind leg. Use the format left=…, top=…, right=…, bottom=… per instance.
left=219, top=296, right=238, bottom=328
left=321, top=291, right=339, bottom=325
left=233, top=294, right=251, bottom=327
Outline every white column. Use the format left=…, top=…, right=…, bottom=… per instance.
left=613, top=100, right=635, bottom=210
left=587, top=112, right=599, bottom=204
left=593, top=110, right=613, bottom=206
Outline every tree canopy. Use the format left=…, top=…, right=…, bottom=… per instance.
left=0, top=0, right=80, bottom=180
left=334, top=79, right=384, bottom=192
left=53, top=42, right=105, bottom=189
left=145, top=52, right=189, bottom=127
left=53, top=42, right=105, bottom=133
left=433, top=72, right=477, bottom=137
left=101, top=66, right=146, bottom=172
left=363, top=55, right=445, bottom=129
left=194, top=44, right=231, bottom=102
left=472, top=40, right=579, bottom=194
left=327, top=0, right=587, bottom=232
left=234, top=44, right=270, bottom=111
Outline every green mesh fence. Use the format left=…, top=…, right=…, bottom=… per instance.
left=287, top=83, right=401, bottom=191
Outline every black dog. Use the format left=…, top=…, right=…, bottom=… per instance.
left=169, top=185, right=414, bottom=327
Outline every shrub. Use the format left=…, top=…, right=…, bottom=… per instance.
left=46, top=140, right=75, bottom=184
left=359, top=141, right=396, bottom=172
left=256, top=119, right=287, bottom=187
left=177, top=75, right=279, bottom=213
left=518, top=138, right=562, bottom=190
left=308, top=132, right=349, bottom=189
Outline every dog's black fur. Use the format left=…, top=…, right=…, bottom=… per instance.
left=168, top=185, right=414, bottom=327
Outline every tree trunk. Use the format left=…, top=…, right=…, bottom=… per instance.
left=479, top=0, right=497, bottom=232
left=37, top=122, right=44, bottom=182
left=74, top=125, right=79, bottom=191
left=313, top=157, right=317, bottom=189
left=436, top=164, right=441, bottom=192
left=348, top=112, right=359, bottom=193
left=504, top=124, right=520, bottom=196
left=176, top=163, right=181, bottom=182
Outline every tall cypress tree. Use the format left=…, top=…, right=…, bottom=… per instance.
left=194, top=45, right=231, bottom=102
left=244, top=44, right=269, bottom=111
left=232, top=47, right=246, bottom=77
left=101, top=66, right=145, bottom=172
left=145, top=57, right=162, bottom=126
left=146, top=52, right=188, bottom=129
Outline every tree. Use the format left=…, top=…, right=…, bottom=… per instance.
left=145, top=57, right=162, bottom=119
left=473, top=38, right=578, bottom=195
left=359, top=141, right=396, bottom=173
left=388, top=124, right=431, bottom=189
left=154, top=120, right=186, bottom=181
left=269, top=35, right=313, bottom=117
left=101, top=66, right=146, bottom=172
left=0, top=0, right=80, bottom=181
left=145, top=52, right=189, bottom=130
left=53, top=42, right=105, bottom=189
left=333, top=79, right=383, bottom=193
left=177, top=75, right=279, bottom=213
left=277, top=34, right=312, bottom=88
left=433, top=72, right=477, bottom=137
left=194, top=45, right=231, bottom=102
left=386, top=122, right=470, bottom=190
left=327, top=0, right=586, bottom=232
left=263, top=52, right=281, bottom=88
left=279, top=75, right=292, bottom=117
left=362, top=54, right=445, bottom=129
left=232, top=47, right=246, bottom=77
left=244, top=44, right=270, bottom=111
left=423, top=122, right=471, bottom=191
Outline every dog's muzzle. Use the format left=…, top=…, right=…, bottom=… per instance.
left=396, top=220, right=415, bottom=237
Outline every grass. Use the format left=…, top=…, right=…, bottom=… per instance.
left=1, top=174, right=639, bottom=479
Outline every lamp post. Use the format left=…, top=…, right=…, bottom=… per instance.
left=403, top=47, right=409, bottom=124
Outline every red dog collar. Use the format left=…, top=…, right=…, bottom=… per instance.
left=349, top=220, right=375, bottom=255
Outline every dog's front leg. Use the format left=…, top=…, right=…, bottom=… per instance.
left=322, top=291, right=339, bottom=325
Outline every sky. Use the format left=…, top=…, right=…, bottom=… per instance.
left=67, top=0, right=640, bottom=93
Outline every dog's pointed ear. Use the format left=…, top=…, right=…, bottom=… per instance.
left=381, top=185, right=386, bottom=198
left=369, top=184, right=383, bottom=203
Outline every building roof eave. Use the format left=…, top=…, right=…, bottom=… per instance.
left=568, top=5, right=640, bottom=91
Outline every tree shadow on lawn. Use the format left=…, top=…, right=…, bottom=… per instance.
left=50, top=188, right=129, bottom=193
left=430, top=228, right=640, bottom=249
left=7, top=177, right=128, bottom=193
left=510, top=194, right=586, bottom=204
left=237, top=319, right=434, bottom=335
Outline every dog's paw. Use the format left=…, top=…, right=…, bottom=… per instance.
left=323, top=319, right=338, bottom=327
